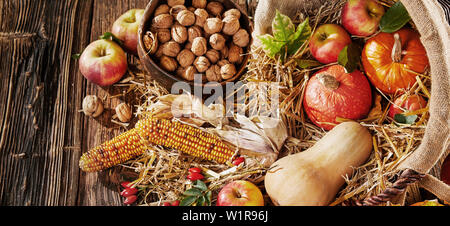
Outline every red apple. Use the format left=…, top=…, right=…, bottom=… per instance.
left=341, top=0, right=385, bottom=37
left=309, top=24, right=352, bottom=64
left=112, top=9, right=145, bottom=55
left=216, top=180, right=264, bottom=206
left=441, top=154, right=450, bottom=186
left=79, top=39, right=128, bottom=86
left=388, top=94, right=427, bottom=118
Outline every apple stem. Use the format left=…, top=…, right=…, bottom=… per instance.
left=391, top=33, right=402, bottom=63
left=317, top=74, right=339, bottom=90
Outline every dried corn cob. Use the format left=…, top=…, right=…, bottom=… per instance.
left=79, top=117, right=236, bottom=172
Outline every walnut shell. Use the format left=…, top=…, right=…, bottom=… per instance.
left=204, top=18, right=223, bottom=35
left=191, top=37, right=207, bottom=56
left=233, top=29, right=250, bottom=47
left=152, top=14, right=173, bottom=29
left=205, top=49, right=221, bottom=64
left=115, top=103, right=133, bottom=123
left=161, top=41, right=181, bottom=57
left=228, top=43, right=243, bottom=64
left=194, top=56, right=211, bottom=73
left=192, top=0, right=207, bottom=9
left=82, top=95, right=104, bottom=117
left=169, top=5, right=187, bottom=18
left=220, top=46, right=229, bottom=59
left=154, top=4, right=170, bottom=16
left=177, top=49, right=195, bottom=68
left=209, top=33, right=226, bottom=51
left=188, top=26, right=203, bottom=43
left=223, top=8, right=241, bottom=19
left=143, top=31, right=158, bottom=54
left=176, top=10, right=195, bottom=26
left=206, top=1, right=224, bottom=16
left=194, top=8, right=208, bottom=27
left=167, top=0, right=185, bottom=7
left=222, top=15, right=240, bottom=35
left=171, top=24, right=188, bottom=44
left=156, top=28, right=171, bottom=43
left=205, top=65, right=222, bottom=82
left=217, top=59, right=230, bottom=67
left=181, top=66, right=197, bottom=81
left=184, top=42, right=193, bottom=50
left=220, top=63, right=237, bottom=80
left=159, top=56, right=178, bottom=72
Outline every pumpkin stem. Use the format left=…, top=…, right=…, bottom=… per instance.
left=391, top=33, right=402, bottom=63
left=317, top=74, right=339, bottom=90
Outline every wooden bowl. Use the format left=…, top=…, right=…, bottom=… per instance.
left=137, top=0, right=252, bottom=91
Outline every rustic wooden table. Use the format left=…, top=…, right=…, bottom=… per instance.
left=0, top=0, right=255, bottom=206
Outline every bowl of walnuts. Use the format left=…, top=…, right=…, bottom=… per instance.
left=137, top=0, right=252, bottom=90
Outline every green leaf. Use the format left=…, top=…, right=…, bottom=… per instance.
left=99, top=32, right=123, bottom=45
left=258, top=34, right=285, bottom=58
left=338, top=42, right=361, bottom=73
left=394, top=114, right=418, bottom=125
left=72, top=53, right=81, bottom=60
left=287, top=18, right=311, bottom=56
left=196, top=196, right=206, bottom=206
left=295, top=59, right=322, bottom=69
left=205, top=190, right=212, bottom=206
left=379, top=1, right=411, bottom=33
left=272, top=10, right=296, bottom=43
left=193, top=180, right=208, bottom=191
left=180, top=195, right=198, bottom=206
left=183, top=188, right=202, bottom=197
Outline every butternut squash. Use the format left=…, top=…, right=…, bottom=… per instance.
left=264, top=121, right=372, bottom=206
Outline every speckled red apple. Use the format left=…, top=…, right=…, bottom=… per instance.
left=303, top=65, right=372, bottom=130
left=79, top=39, right=128, bottom=86
left=388, top=94, right=427, bottom=118
left=341, top=0, right=385, bottom=37
left=216, top=180, right=264, bottom=206
left=112, top=9, right=145, bottom=55
left=309, top=24, right=352, bottom=64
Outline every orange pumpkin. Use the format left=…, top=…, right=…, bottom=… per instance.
left=362, top=28, right=429, bottom=94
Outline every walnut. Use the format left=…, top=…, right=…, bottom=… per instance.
left=184, top=42, right=193, bottom=50
left=194, top=8, right=208, bottom=27
left=204, top=18, right=223, bottom=35
left=188, top=26, right=203, bottom=43
left=154, top=47, right=164, bottom=58
left=228, top=43, right=243, bottom=64
left=176, top=10, right=195, bottom=26
left=82, top=95, right=104, bottom=117
left=143, top=31, right=158, bottom=54
left=194, top=56, right=211, bottom=73
left=171, top=24, right=188, bottom=44
left=156, top=28, right=171, bottom=43
left=220, top=63, right=237, bottom=80
left=177, top=49, right=195, bottom=67
left=220, top=46, right=229, bottom=59
left=167, top=0, right=184, bottom=7
left=209, top=33, right=226, bottom=51
left=181, top=66, right=197, bottom=81
left=160, top=41, right=181, bottom=57
left=115, top=103, right=133, bottom=123
left=159, top=56, right=178, bottom=72
left=222, top=15, right=240, bottom=35
left=192, top=0, right=207, bottom=9
left=233, top=29, right=250, bottom=47
left=152, top=14, right=173, bottom=29
left=154, top=4, right=170, bottom=16
left=169, top=5, right=187, bottom=18
left=191, top=37, right=207, bottom=56
left=206, top=1, right=224, bottom=16
left=223, top=8, right=241, bottom=19
left=205, top=49, right=221, bottom=64
left=217, top=59, right=230, bottom=67
left=205, top=65, right=222, bottom=82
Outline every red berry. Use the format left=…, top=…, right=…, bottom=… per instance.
left=163, top=202, right=171, bottom=206
left=171, top=200, right=180, bottom=206
left=188, top=167, right=202, bottom=174
left=120, top=187, right=138, bottom=197
left=121, top=181, right=132, bottom=188
left=232, top=157, right=245, bottom=166
left=187, top=172, right=204, bottom=181
left=124, top=195, right=137, bottom=205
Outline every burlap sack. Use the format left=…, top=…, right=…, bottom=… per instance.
left=252, top=0, right=450, bottom=204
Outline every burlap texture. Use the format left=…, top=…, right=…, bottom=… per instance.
left=252, top=0, right=450, bottom=203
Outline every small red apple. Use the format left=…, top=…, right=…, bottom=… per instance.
left=309, top=24, right=352, bottom=64
left=79, top=39, right=128, bottom=86
left=388, top=94, right=427, bottom=118
left=341, top=0, right=385, bottom=37
left=441, top=154, right=450, bottom=186
left=112, top=9, right=145, bottom=55
left=216, top=180, right=264, bottom=206
left=303, top=65, right=372, bottom=130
